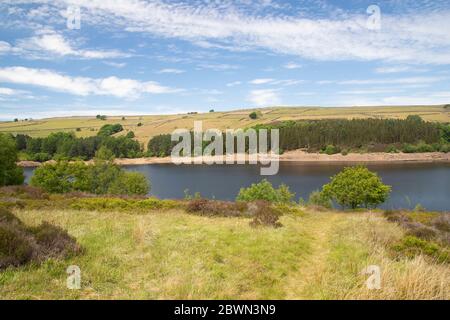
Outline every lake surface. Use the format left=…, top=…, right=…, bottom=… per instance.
left=24, top=162, right=450, bottom=211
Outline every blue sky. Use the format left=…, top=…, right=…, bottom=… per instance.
left=0, top=0, right=450, bottom=119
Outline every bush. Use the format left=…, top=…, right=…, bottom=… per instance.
left=0, top=208, right=81, bottom=269
left=431, top=215, right=450, bottom=233
left=186, top=199, right=247, bottom=217
left=98, top=124, right=123, bottom=137
left=404, top=222, right=438, bottom=240
left=249, top=201, right=283, bottom=228
left=392, top=236, right=449, bottom=263
left=70, top=197, right=181, bottom=212
left=307, top=190, right=332, bottom=209
left=108, top=172, right=150, bottom=196
left=385, top=145, right=398, bottom=153
left=322, top=166, right=391, bottom=209
left=321, top=145, right=339, bottom=155
left=0, top=185, right=49, bottom=200
left=249, top=112, right=258, bottom=119
left=0, top=133, right=24, bottom=186
left=402, top=143, right=417, bottom=153
left=31, top=161, right=150, bottom=196
left=236, top=179, right=295, bottom=204
left=0, top=223, right=35, bottom=268
left=28, top=222, right=81, bottom=259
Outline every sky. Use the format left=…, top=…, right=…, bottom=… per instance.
left=0, top=0, right=450, bottom=120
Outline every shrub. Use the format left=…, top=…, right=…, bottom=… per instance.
left=0, top=208, right=81, bottom=269
left=249, top=201, right=283, bottom=228
left=249, top=112, right=258, bottom=119
left=431, top=215, right=450, bottom=233
left=70, top=197, right=181, bottom=212
left=28, top=222, right=81, bottom=259
left=108, top=172, right=150, bottom=196
left=236, top=179, right=295, bottom=204
left=307, top=190, right=332, bottom=209
left=31, top=161, right=149, bottom=196
left=383, top=210, right=412, bottom=224
left=0, top=185, right=49, bottom=200
left=403, top=222, right=438, bottom=240
left=385, top=145, right=398, bottom=153
left=186, top=199, right=247, bottom=217
left=98, top=124, right=123, bottom=137
left=321, top=145, right=339, bottom=155
left=402, top=144, right=417, bottom=153
left=0, top=223, right=35, bottom=268
left=392, top=236, right=449, bottom=263
left=0, top=133, right=25, bottom=186
left=322, top=166, right=391, bottom=209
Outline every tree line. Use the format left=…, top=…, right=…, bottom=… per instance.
left=147, top=116, right=450, bottom=156
left=14, top=124, right=142, bottom=162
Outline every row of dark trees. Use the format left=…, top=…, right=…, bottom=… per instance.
left=14, top=124, right=142, bottom=161
left=147, top=116, right=449, bottom=156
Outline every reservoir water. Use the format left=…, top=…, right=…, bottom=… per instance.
left=23, top=162, right=450, bottom=211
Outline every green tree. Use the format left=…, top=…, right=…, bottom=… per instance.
left=108, top=172, right=150, bottom=195
left=0, top=133, right=24, bottom=186
left=30, top=161, right=149, bottom=196
left=95, top=146, right=115, bottom=162
left=30, top=161, right=74, bottom=193
left=236, top=179, right=295, bottom=204
left=249, top=112, right=258, bottom=119
left=322, top=166, right=391, bottom=209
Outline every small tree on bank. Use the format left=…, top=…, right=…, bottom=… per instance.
left=321, top=166, right=391, bottom=209
left=0, top=133, right=24, bottom=186
left=236, top=179, right=295, bottom=204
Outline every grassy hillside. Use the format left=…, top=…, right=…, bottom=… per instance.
left=1, top=207, right=448, bottom=299
left=1, top=105, right=449, bottom=146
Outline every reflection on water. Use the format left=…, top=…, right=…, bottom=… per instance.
left=24, top=162, right=450, bottom=211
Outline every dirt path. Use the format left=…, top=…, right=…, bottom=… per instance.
left=284, top=212, right=342, bottom=299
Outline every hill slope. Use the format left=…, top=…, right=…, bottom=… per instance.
left=1, top=105, right=449, bottom=146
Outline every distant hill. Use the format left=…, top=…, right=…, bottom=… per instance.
left=0, top=105, right=448, bottom=145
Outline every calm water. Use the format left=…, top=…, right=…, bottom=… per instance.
left=24, top=162, right=450, bottom=211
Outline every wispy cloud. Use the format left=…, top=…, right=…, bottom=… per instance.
left=7, top=0, right=450, bottom=64
left=247, top=89, right=280, bottom=106
left=250, top=78, right=303, bottom=86
left=157, top=68, right=185, bottom=74
left=374, top=66, right=428, bottom=74
left=3, top=31, right=130, bottom=60
left=226, top=81, right=241, bottom=87
left=0, top=66, right=182, bottom=99
left=283, top=62, right=302, bottom=69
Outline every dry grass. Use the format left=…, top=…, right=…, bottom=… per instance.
left=0, top=208, right=448, bottom=299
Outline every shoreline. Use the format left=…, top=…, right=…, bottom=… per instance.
left=17, top=151, right=450, bottom=168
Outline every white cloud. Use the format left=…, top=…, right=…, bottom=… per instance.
left=0, top=66, right=181, bottom=99
left=284, top=62, right=302, bottom=69
left=226, top=81, right=241, bottom=87
left=197, top=63, right=240, bottom=71
left=374, top=66, right=428, bottom=74
left=338, top=77, right=445, bottom=85
left=157, top=68, right=185, bottom=74
left=250, top=78, right=274, bottom=85
left=0, top=41, right=11, bottom=54
left=8, top=0, right=450, bottom=65
left=103, top=61, right=126, bottom=68
left=247, top=89, right=280, bottom=106
left=12, top=31, right=130, bottom=59
left=249, top=78, right=303, bottom=86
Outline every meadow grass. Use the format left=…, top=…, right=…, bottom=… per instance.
left=1, top=208, right=448, bottom=299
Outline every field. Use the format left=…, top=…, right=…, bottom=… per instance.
left=1, top=105, right=449, bottom=146
left=1, top=207, right=448, bottom=299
